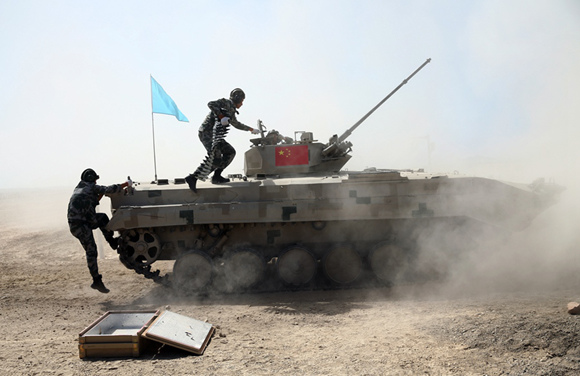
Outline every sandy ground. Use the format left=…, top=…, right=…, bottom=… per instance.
left=1, top=188, right=580, bottom=375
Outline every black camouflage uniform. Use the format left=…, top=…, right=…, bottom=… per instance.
left=198, top=97, right=252, bottom=170
left=186, top=88, right=254, bottom=192
left=67, top=169, right=124, bottom=293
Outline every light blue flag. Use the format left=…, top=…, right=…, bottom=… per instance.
left=150, top=76, right=189, bottom=122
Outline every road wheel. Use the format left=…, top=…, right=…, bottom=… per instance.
left=322, top=244, right=362, bottom=285
left=172, top=250, right=213, bottom=292
left=368, top=241, right=407, bottom=284
left=222, top=248, right=265, bottom=291
left=277, top=246, right=317, bottom=286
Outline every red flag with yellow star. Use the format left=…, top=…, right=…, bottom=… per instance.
left=275, top=145, right=309, bottom=166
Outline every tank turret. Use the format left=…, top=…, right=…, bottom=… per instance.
left=244, top=124, right=352, bottom=177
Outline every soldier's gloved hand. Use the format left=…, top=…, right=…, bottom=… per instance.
left=251, top=128, right=260, bottom=135
left=220, top=117, right=230, bottom=125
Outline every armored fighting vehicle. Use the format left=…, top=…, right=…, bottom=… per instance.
left=106, top=59, right=563, bottom=293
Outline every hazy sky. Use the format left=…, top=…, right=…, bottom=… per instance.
left=1, top=0, right=579, bottom=189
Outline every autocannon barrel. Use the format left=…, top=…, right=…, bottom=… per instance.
left=337, top=58, right=431, bottom=144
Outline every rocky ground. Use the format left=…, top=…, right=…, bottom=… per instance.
left=1, top=188, right=580, bottom=375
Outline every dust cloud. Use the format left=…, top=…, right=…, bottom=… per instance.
left=409, top=154, right=579, bottom=299
left=444, top=181, right=578, bottom=297
left=410, top=190, right=579, bottom=299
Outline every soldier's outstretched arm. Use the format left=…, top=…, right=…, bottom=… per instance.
left=229, top=117, right=253, bottom=132
left=94, top=181, right=129, bottom=197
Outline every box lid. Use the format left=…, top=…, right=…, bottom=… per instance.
left=142, top=310, right=214, bottom=355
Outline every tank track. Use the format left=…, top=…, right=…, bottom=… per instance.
left=111, top=219, right=475, bottom=293
left=114, top=250, right=429, bottom=295
left=194, top=121, right=230, bottom=181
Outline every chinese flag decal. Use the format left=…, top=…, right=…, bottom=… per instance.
left=275, top=145, right=309, bottom=166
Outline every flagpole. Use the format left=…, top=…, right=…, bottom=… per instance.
left=150, top=75, right=158, bottom=182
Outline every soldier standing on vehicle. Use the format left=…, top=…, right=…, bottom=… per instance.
left=185, top=88, right=260, bottom=192
left=67, top=168, right=129, bottom=293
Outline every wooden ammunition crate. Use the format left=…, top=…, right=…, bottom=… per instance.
left=78, top=310, right=159, bottom=359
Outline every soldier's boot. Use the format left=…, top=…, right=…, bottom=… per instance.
left=211, top=169, right=230, bottom=184
left=106, top=236, right=119, bottom=250
left=185, top=174, right=197, bottom=192
left=91, top=275, right=110, bottom=294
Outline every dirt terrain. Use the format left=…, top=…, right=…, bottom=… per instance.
left=1, top=188, right=580, bottom=375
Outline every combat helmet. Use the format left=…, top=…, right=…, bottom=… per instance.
left=81, top=168, right=99, bottom=182
left=230, top=88, right=245, bottom=105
